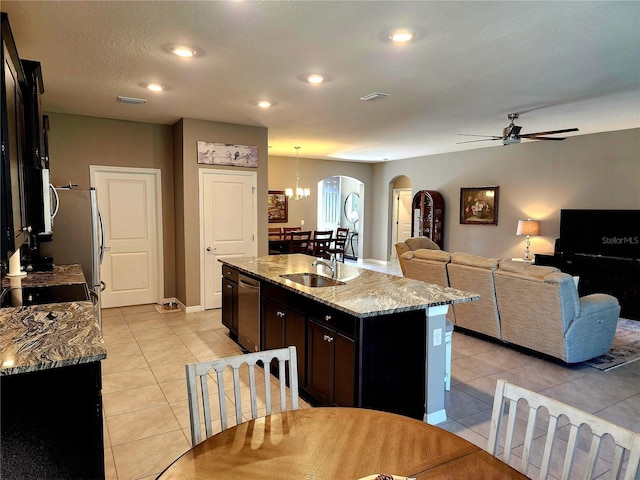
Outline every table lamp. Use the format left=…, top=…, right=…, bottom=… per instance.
left=516, top=219, right=540, bottom=260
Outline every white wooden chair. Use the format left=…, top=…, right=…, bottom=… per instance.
left=488, top=379, right=640, bottom=480
left=185, top=346, right=299, bottom=446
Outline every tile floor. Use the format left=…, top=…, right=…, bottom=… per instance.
left=100, top=260, right=640, bottom=480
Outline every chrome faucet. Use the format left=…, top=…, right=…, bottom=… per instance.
left=312, top=254, right=337, bottom=278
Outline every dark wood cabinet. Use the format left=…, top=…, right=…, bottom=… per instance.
left=21, top=59, right=45, bottom=169
left=262, top=296, right=306, bottom=387
left=1, top=361, right=105, bottom=479
left=221, top=266, right=238, bottom=336
left=306, top=319, right=355, bottom=407
left=411, top=190, right=444, bottom=249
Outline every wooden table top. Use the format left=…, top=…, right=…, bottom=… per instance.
left=157, top=408, right=527, bottom=480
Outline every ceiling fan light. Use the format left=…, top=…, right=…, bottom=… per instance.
left=171, top=46, right=197, bottom=58
left=389, top=30, right=414, bottom=43
left=307, top=74, right=324, bottom=84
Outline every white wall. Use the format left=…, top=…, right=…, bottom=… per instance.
left=370, top=128, right=640, bottom=261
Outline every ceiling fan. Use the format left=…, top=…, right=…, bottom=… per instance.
left=456, top=114, right=579, bottom=146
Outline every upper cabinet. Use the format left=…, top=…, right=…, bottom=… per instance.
left=411, top=190, right=444, bottom=249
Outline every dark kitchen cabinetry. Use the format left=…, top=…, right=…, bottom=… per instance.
left=411, top=190, right=444, bottom=249
left=306, top=318, right=356, bottom=407
left=21, top=59, right=46, bottom=169
left=1, top=361, right=104, bottom=479
left=221, top=265, right=238, bottom=336
left=262, top=294, right=306, bottom=387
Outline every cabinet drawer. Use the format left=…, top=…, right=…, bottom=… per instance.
left=309, top=307, right=357, bottom=339
left=222, top=265, right=238, bottom=282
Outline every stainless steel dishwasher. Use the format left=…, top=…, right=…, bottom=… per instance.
left=237, top=274, right=261, bottom=352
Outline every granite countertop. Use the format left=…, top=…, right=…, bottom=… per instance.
left=2, top=264, right=86, bottom=288
left=0, top=265, right=106, bottom=376
left=220, top=254, right=479, bottom=318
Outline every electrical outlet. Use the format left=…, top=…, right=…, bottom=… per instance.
left=433, top=328, right=442, bottom=347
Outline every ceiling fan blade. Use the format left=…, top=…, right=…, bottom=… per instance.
left=456, top=138, right=502, bottom=144
left=454, top=134, right=503, bottom=139
left=520, top=128, right=579, bottom=138
left=527, top=136, right=567, bottom=141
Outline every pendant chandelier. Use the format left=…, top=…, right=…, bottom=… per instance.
left=285, top=146, right=310, bottom=200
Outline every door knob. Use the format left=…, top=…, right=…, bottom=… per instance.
left=206, top=247, right=216, bottom=252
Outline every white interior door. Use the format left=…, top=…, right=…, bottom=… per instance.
left=91, top=166, right=162, bottom=308
left=391, top=189, right=412, bottom=259
left=201, top=169, right=257, bottom=310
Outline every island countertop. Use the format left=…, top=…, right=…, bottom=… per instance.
left=0, top=265, right=106, bottom=376
left=220, top=254, right=479, bottom=318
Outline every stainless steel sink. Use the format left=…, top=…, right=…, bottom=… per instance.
left=279, top=272, right=345, bottom=287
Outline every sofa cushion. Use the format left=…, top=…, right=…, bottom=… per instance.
left=404, top=237, right=440, bottom=251
left=451, top=252, right=499, bottom=270
left=413, top=249, right=451, bottom=263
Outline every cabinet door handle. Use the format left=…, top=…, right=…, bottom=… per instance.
left=277, top=311, right=285, bottom=317
left=226, top=284, right=233, bottom=290
left=323, top=334, right=334, bottom=343
left=324, top=314, right=332, bottom=321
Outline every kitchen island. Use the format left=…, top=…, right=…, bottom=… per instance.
left=220, top=254, right=479, bottom=423
left=0, top=265, right=106, bottom=479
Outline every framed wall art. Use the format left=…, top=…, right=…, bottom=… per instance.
left=268, top=190, right=288, bottom=223
left=460, top=186, right=499, bottom=225
left=197, top=141, right=258, bottom=167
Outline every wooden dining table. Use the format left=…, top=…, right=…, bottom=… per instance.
left=156, top=408, right=527, bottom=479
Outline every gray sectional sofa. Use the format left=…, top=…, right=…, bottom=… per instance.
left=400, top=249, right=621, bottom=363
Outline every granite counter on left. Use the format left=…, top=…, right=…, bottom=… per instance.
left=0, top=300, right=106, bottom=376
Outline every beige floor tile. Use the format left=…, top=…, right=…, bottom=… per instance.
left=169, top=320, right=214, bottom=335
left=132, top=325, right=176, bottom=342
left=102, top=315, right=127, bottom=326
left=103, top=384, right=169, bottom=417
left=143, top=345, right=198, bottom=367
left=102, top=367, right=157, bottom=393
left=111, top=429, right=189, bottom=480
left=137, top=334, right=185, bottom=353
left=119, top=304, right=158, bottom=315
left=102, top=307, right=124, bottom=318
left=176, top=329, right=227, bottom=346
left=102, top=330, right=137, bottom=346
left=101, top=352, right=149, bottom=376
left=126, top=318, right=168, bottom=332
left=159, top=377, right=189, bottom=404
left=104, top=447, right=117, bottom=480
left=101, top=323, right=133, bottom=336
left=150, top=361, right=189, bottom=384
left=107, top=404, right=181, bottom=446
left=106, top=341, right=142, bottom=358
left=124, top=310, right=164, bottom=323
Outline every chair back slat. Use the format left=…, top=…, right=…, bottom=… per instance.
left=488, top=379, right=640, bottom=480
left=186, top=346, right=300, bottom=446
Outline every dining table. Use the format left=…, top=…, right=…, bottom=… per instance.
left=156, top=407, right=527, bottom=479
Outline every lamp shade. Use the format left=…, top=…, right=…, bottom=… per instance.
left=516, top=219, right=541, bottom=236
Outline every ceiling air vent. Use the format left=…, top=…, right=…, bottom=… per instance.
left=117, top=96, right=147, bottom=105
left=359, top=92, right=390, bottom=101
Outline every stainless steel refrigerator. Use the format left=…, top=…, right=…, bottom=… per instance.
left=41, top=187, right=105, bottom=324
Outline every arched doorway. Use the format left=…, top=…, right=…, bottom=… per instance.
left=317, top=176, right=364, bottom=261
left=389, top=175, right=412, bottom=261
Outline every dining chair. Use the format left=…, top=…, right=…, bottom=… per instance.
left=283, top=226, right=302, bottom=234
left=487, top=379, right=640, bottom=480
left=328, top=227, right=349, bottom=262
left=268, top=227, right=282, bottom=237
left=311, top=230, right=333, bottom=259
left=290, top=230, right=311, bottom=253
left=185, top=346, right=299, bottom=446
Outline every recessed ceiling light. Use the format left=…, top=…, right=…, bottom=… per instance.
left=256, top=100, right=273, bottom=108
left=389, top=30, right=414, bottom=43
left=171, top=46, right=198, bottom=58
left=307, top=74, right=325, bottom=84
left=146, top=83, right=164, bottom=92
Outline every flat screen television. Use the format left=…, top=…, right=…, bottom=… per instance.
left=559, top=209, right=640, bottom=260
